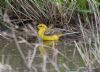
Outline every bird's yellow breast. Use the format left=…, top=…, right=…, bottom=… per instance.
left=42, top=35, right=59, bottom=41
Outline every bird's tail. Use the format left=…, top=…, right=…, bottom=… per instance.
left=58, top=32, right=80, bottom=37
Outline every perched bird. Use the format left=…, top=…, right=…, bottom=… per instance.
left=37, top=23, right=80, bottom=41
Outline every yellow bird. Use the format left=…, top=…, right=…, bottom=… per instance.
left=37, top=23, right=80, bottom=41
left=37, top=23, right=62, bottom=41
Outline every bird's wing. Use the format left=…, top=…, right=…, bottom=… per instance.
left=44, top=28, right=66, bottom=35
left=44, top=27, right=79, bottom=36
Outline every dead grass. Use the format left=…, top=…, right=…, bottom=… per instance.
left=0, top=0, right=100, bottom=72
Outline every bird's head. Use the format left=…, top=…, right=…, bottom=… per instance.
left=38, top=23, right=47, bottom=30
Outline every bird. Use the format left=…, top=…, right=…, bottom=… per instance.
left=37, top=23, right=80, bottom=41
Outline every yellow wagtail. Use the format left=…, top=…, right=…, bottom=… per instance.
left=37, top=23, right=80, bottom=41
